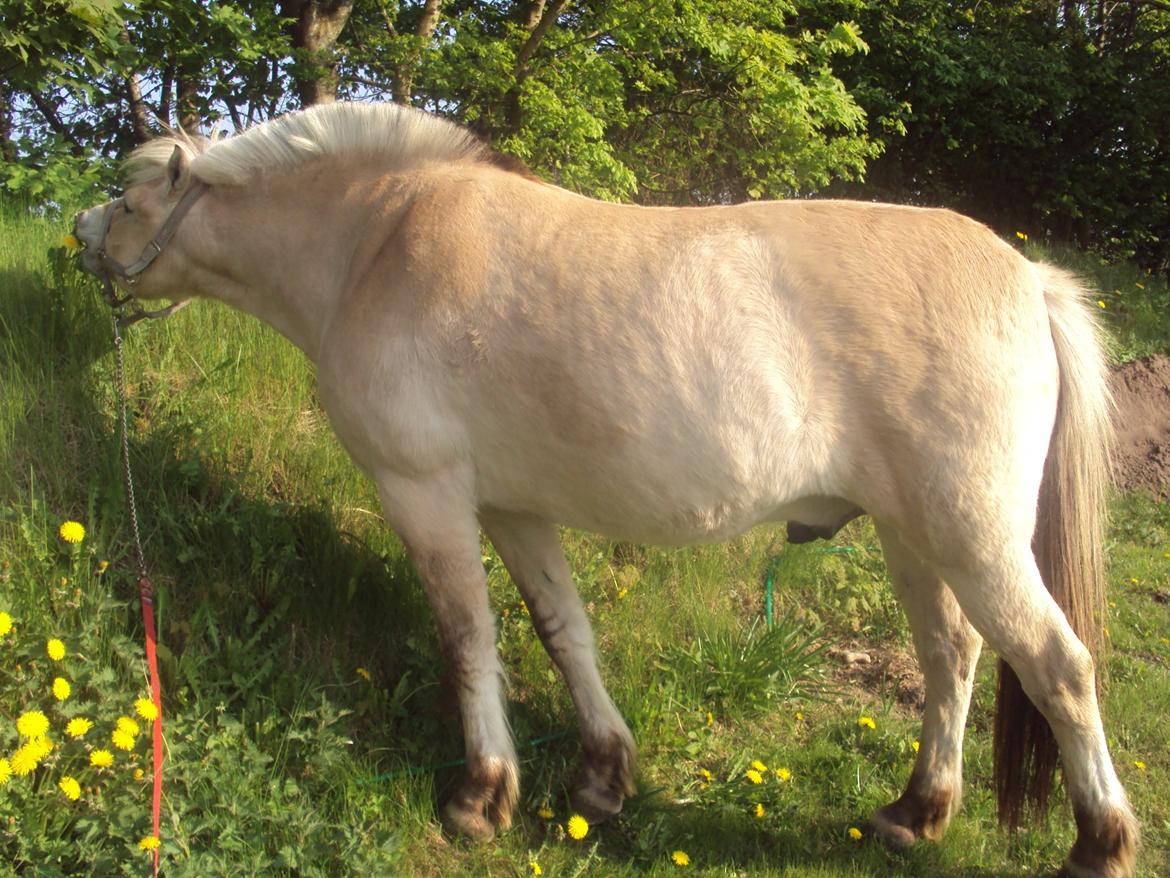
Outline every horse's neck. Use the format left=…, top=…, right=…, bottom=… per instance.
left=193, top=168, right=408, bottom=361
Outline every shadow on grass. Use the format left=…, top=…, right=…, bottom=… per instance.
left=1, top=267, right=473, bottom=767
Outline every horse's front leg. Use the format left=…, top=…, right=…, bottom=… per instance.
left=376, top=469, right=517, bottom=839
left=482, top=511, right=636, bottom=824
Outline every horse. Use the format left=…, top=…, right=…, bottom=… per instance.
left=74, top=101, right=1137, bottom=876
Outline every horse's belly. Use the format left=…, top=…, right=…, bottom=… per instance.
left=471, top=419, right=840, bottom=545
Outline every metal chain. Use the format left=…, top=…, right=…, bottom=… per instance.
left=112, top=313, right=149, bottom=581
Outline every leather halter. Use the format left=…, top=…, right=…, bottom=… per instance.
left=95, top=181, right=208, bottom=325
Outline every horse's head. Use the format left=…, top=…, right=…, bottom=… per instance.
left=73, top=145, right=205, bottom=305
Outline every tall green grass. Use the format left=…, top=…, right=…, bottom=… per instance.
left=1, top=205, right=1168, bottom=875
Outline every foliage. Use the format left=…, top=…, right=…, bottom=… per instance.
left=816, top=0, right=1170, bottom=272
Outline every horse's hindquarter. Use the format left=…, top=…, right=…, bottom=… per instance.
left=320, top=177, right=1054, bottom=546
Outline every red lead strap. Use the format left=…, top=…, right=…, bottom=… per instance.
left=139, top=577, right=163, bottom=878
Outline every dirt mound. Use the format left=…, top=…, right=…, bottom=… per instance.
left=1110, top=354, right=1170, bottom=501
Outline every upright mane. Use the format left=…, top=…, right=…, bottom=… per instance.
left=125, top=102, right=535, bottom=187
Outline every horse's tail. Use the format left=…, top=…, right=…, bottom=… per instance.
left=994, top=262, right=1113, bottom=828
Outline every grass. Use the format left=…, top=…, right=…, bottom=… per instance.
left=1, top=205, right=1168, bottom=876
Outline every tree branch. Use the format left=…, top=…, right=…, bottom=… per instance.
left=393, top=0, right=444, bottom=105
left=26, top=90, right=83, bottom=155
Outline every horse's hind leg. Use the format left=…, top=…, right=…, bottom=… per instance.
left=871, top=522, right=983, bottom=847
left=941, top=544, right=1137, bottom=877
left=482, top=511, right=636, bottom=823
left=375, top=470, right=517, bottom=840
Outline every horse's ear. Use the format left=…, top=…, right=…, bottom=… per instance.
left=167, top=146, right=190, bottom=192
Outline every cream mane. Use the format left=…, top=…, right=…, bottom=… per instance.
left=125, top=102, right=524, bottom=187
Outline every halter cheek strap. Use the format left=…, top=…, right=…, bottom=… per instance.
left=96, top=181, right=209, bottom=324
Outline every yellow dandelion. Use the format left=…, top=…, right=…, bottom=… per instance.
left=775, top=767, right=791, bottom=781
left=58, top=776, right=81, bottom=801
left=698, top=767, right=713, bottom=782
left=754, top=802, right=765, bottom=818
left=1015, top=231, right=1028, bottom=241
left=133, top=768, right=144, bottom=780
left=617, top=588, right=628, bottom=599
left=58, top=521, right=85, bottom=544
left=62, top=233, right=83, bottom=252
left=17, top=710, right=50, bottom=739
left=112, top=728, right=136, bottom=751
left=705, top=711, right=714, bottom=727
left=848, top=826, right=863, bottom=840
left=671, top=850, right=691, bottom=866
left=745, top=769, right=764, bottom=784
left=135, top=699, right=158, bottom=722
left=529, top=863, right=542, bottom=876
left=751, top=759, right=768, bottom=772
left=96, top=560, right=109, bottom=575
left=11, top=744, right=40, bottom=776
left=116, top=716, right=140, bottom=737
left=0, top=611, right=12, bottom=637
left=858, top=716, right=876, bottom=730
left=1097, top=300, right=1107, bottom=309
left=90, top=749, right=114, bottom=768
left=794, top=711, right=804, bottom=722
left=912, top=740, right=920, bottom=753
left=0, top=757, right=10, bottom=786
left=537, top=806, right=554, bottom=820
left=1134, top=761, right=1146, bottom=771
left=566, top=813, right=589, bottom=840
left=47, top=638, right=65, bottom=661
left=138, top=836, right=160, bottom=851
left=356, top=667, right=372, bottom=682
left=65, top=717, right=93, bottom=739
left=52, top=677, right=71, bottom=701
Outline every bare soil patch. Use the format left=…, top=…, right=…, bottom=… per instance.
left=1110, top=354, right=1170, bottom=501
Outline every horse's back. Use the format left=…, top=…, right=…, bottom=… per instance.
left=324, top=177, right=1057, bottom=546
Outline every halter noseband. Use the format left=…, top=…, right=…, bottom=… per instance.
left=95, top=181, right=209, bottom=326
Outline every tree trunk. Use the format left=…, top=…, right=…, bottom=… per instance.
left=282, top=0, right=357, bottom=107
left=392, top=0, right=444, bottom=106
left=177, top=73, right=201, bottom=135
left=0, top=83, right=16, bottom=163
left=126, top=74, right=152, bottom=143
left=121, top=25, right=152, bottom=143
left=503, top=0, right=569, bottom=133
